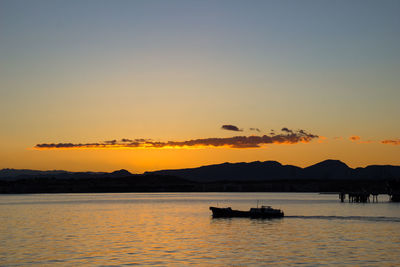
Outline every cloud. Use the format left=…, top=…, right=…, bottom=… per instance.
left=281, top=127, right=293, bottom=134
left=221, top=125, right=242, bottom=132
left=349, top=135, right=375, bottom=144
left=381, top=139, right=400, bottom=145
left=35, top=128, right=319, bottom=150
left=349, top=136, right=361, bottom=142
left=249, top=128, right=261, bottom=132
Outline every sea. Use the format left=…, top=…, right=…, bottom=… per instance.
left=1, top=193, right=399, bottom=266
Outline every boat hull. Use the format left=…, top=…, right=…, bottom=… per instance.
left=209, top=207, right=249, bottom=218
left=209, top=207, right=284, bottom=219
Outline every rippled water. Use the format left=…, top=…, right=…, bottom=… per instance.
left=1, top=193, right=399, bottom=266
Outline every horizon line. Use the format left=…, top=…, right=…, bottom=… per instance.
left=2, top=159, right=400, bottom=175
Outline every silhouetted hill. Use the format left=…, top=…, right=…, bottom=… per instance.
left=2, top=160, right=400, bottom=183
left=145, top=161, right=302, bottom=182
left=354, top=165, right=400, bottom=180
left=303, top=160, right=353, bottom=180
left=111, top=169, right=132, bottom=177
left=1, top=160, right=400, bottom=194
left=146, top=159, right=400, bottom=182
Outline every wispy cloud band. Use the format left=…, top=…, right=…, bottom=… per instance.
left=381, top=139, right=400, bottom=145
left=35, top=128, right=319, bottom=150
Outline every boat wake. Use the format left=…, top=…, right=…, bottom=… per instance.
left=286, top=215, right=400, bottom=222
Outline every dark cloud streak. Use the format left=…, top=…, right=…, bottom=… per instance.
left=221, top=125, right=242, bottom=132
left=35, top=128, right=319, bottom=150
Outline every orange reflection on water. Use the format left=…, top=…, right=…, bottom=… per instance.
left=1, top=193, right=399, bottom=266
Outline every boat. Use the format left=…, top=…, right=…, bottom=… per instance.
left=209, top=205, right=284, bottom=218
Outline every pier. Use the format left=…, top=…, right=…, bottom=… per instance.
left=339, top=191, right=400, bottom=203
left=339, top=191, right=380, bottom=203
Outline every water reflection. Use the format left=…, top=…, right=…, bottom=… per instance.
left=0, top=193, right=399, bottom=265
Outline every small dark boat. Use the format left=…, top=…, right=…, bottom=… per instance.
left=209, top=206, right=284, bottom=219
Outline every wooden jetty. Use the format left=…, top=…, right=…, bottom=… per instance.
left=339, top=191, right=380, bottom=203
left=339, top=191, right=400, bottom=203
left=337, top=180, right=400, bottom=203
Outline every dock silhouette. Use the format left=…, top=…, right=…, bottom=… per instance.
left=339, top=190, right=399, bottom=203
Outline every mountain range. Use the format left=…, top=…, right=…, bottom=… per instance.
left=146, top=159, right=400, bottom=182
left=1, top=160, right=400, bottom=182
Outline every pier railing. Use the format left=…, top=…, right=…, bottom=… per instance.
left=339, top=191, right=399, bottom=203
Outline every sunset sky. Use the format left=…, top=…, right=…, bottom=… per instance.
left=1, top=0, right=399, bottom=173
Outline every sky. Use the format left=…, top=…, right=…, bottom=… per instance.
left=1, top=0, right=399, bottom=173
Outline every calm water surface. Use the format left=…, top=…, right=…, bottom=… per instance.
left=1, top=193, right=399, bottom=266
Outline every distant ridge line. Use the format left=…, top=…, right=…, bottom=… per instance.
left=145, top=159, right=400, bottom=182
left=1, top=159, right=400, bottom=183
left=1, top=160, right=400, bottom=194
